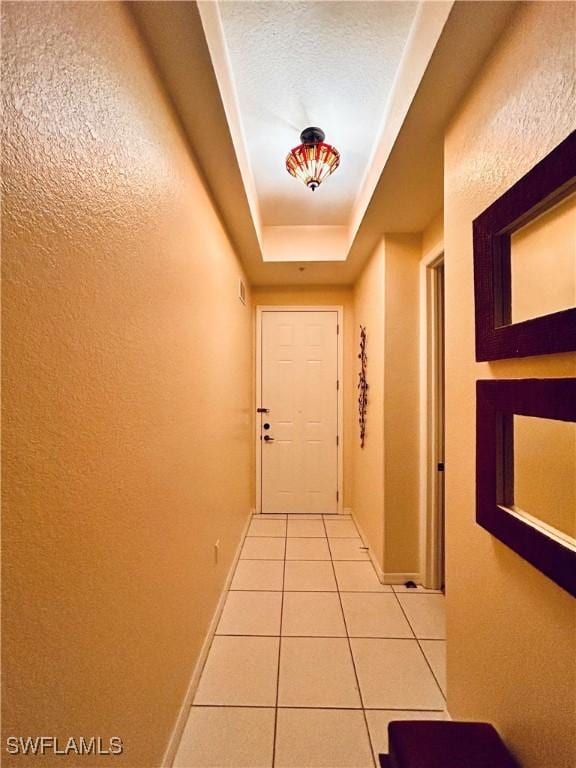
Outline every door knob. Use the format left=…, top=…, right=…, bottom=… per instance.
left=263, top=435, right=274, bottom=442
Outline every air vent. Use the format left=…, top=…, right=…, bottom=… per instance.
left=238, top=278, right=247, bottom=305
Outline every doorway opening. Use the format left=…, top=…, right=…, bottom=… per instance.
left=255, top=307, right=343, bottom=515
left=421, top=255, right=445, bottom=591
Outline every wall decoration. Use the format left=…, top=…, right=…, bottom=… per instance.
left=473, top=129, right=576, bottom=360
left=358, top=325, right=368, bottom=448
left=476, top=378, right=576, bottom=597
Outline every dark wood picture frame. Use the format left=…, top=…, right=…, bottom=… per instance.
left=476, top=378, right=576, bottom=597
left=473, top=130, right=576, bottom=361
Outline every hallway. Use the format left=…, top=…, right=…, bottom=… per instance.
left=3, top=2, right=575, bottom=767
left=174, top=513, right=446, bottom=768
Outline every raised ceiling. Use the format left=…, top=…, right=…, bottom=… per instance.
left=131, top=1, right=518, bottom=283
left=218, top=1, right=418, bottom=228
left=200, top=0, right=454, bottom=264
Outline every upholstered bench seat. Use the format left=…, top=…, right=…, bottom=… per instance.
left=379, top=721, right=520, bottom=768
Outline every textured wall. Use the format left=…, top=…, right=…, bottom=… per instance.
left=353, top=242, right=386, bottom=567
left=352, top=235, right=422, bottom=578
left=383, top=235, right=421, bottom=576
left=2, top=3, right=252, bottom=765
left=444, top=2, right=576, bottom=765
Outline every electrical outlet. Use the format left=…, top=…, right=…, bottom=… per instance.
left=214, top=540, right=220, bottom=564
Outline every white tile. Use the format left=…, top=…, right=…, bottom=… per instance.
left=256, top=514, right=287, bottom=519
left=351, top=638, right=445, bottom=710
left=248, top=518, right=287, bottom=537
left=287, top=514, right=323, bottom=519
left=333, top=562, right=390, bottom=592
left=230, top=560, right=284, bottom=591
left=284, top=561, right=337, bottom=591
left=341, top=594, right=413, bottom=638
left=174, top=707, right=275, bottom=767
left=365, top=709, right=448, bottom=759
left=282, top=592, right=346, bottom=637
left=217, top=591, right=282, bottom=636
left=241, top=537, right=286, bottom=560
left=420, top=640, right=447, bottom=696
left=287, top=518, right=326, bottom=538
left=392, top=584, right=442, bottom=594
left=329, top=538, right=369, bottom=560
left=396, top=594, right=446, bottom=639
left=324, top=519, right=359, bottom=538
left=194, top=636, right=279, bottom=706
left=275, top=709, right=373, bottom=768
left=278, top=637, right=361, bottom=708
left=323, top=514, right=352, bottom=519
left=286, top=537, right=331, bottom=561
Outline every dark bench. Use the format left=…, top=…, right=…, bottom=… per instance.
left=379, top=721, right=520, bottom=768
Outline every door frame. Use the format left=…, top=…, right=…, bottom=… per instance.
left=255, top=306, right=344, bottom=515
left=419, top=247, right=445, bottom=589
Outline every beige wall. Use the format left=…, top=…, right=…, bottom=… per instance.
left=2, top=3, right=252, bottom=766
left=419, top=211, right=445, bottom=588
left=353, top=243, right=386, bottom=566
left=352, top=236, right=422, bottom=577
left=253, top=286, right=355, bottom=508
left=510, top=192, right=576, bottom=323
left=383, top=235, right=421, bottom=576
left=422, top=209, right=444, bottom=258
left=514, top=416, right=576, bottom=540
left=444, top=2, right=576, bottom=766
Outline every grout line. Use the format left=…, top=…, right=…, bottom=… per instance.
left=413, top=636, right=446, bottom=701
left=191, top=704, right=449, bottom=714
left=271, top=529, right=287, bottom=768
left=390, top=590, right=447, bottom=706
left=240, top=558, right=371, bottom=562
left=212, top=629, right=441, bottom=641
left=229, top=588, right=392, bottom=593
left=191, top=703, right=446, bottom=711
left=322, top=516, right=377, bottom=768
left=214, top=633, right=420, bottom=640
left=246, top=536, right=328, bottom=540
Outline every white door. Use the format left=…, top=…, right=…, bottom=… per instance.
left=259, top=310, right=339, bottom=514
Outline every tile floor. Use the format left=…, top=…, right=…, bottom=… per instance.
left=174, top=513, right=447, bottom=768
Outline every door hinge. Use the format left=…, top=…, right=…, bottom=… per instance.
left=336, top=435, right=339, bottom=446
left=336, top=379, right=340, bottom=391
left=437, top=462, right=445, bottom=472
left=336, top=490, right=340, bottom=502
left=337, top=324, right=340, bottom=335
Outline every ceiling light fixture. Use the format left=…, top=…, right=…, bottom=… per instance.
left=285, top=127, right=340, bottom=192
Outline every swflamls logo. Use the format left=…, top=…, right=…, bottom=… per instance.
left=6, top=736, right=123, bottom=756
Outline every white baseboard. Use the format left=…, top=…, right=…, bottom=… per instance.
left=161, top=511, right=253, bottom=768
left=343, top=507, right=353, bottom=516
left=384, top=572, right=421, bottom=585
left=349, top=512, right=386, bottom=583
left=349, top=513, right=421, bottom=586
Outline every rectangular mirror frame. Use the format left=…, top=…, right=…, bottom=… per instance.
left=476, top=378, right=576, bottom=597
left=473, top=130, right=576, bottom=361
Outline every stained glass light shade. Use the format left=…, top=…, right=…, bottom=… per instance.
left=285, top=127, right=340, bottom=191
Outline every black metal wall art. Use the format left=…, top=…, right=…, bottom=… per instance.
left=358, top=326, right=368, bottom=448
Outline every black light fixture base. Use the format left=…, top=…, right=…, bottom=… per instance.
left=300, top=126, right=325, bottom=145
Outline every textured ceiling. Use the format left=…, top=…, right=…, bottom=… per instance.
left=218, top=0, right=418, bottom=226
